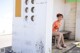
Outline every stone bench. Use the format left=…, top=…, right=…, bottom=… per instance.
left=52, top=31, right=72, bottom=45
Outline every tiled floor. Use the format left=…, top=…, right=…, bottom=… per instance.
left=52, top=39, right=76, bottom=53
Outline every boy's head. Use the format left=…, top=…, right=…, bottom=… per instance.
left=57, top=13, right=63, bottom=21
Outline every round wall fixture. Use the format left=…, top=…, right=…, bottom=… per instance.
left=25, top=16, right=28, bottom=21
left=25, top=0, right=28, bottom=5
left=31, top=15, right=34, bottom=21
left=25, top=7, right=28, bottom=13
left=31, top=0, right=34, bottom=4
left=31, top=7, right=34, bottom=13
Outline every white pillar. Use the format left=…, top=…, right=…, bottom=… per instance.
left=13, top=0, right=53, bottom=53
left=76, top=2, right=80, bottom=41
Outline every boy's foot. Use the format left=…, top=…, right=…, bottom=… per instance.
left=56, top=46, right=63, bottom=50
left=62, top=44, right=67, bottom=48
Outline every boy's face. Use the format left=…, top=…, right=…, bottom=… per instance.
left=58, top=16, right=63, bottom=21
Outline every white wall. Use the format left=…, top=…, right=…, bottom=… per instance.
left=64, top=2, right=76, bottom=39
left=13, top=0, right=53, bottom=53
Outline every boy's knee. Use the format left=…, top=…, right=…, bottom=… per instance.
left=60, top=33, right=63, bottom=35
left=59, top=33, right=63, bottom=36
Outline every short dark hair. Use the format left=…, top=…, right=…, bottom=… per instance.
left=56, top=13, right=63, bottom=18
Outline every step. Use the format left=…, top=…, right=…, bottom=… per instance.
left=52, top=43, right=76, bottom=53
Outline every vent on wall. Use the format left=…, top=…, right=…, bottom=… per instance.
left=25, top=0, right=35, bottom=22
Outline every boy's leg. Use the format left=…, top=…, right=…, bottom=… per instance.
left=60, top=33, right=66, bottom=48
left=61, top=33, right=65, bottom=44
left=53, top=32, right=62, bottom=47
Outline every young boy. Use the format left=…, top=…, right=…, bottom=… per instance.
left=52, top=13, right=66, bottom=50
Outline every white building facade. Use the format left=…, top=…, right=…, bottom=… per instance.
left=13, top=0, right=53, bottom=53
